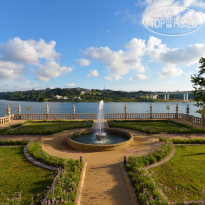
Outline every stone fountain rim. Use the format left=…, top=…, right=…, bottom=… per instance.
left=67, top=128, right=133, bottom=152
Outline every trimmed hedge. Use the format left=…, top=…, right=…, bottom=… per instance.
left=0, top=140, right=29, bottom=145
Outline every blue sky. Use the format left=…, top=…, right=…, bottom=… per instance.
left=0, top=0, right=205, bottom=92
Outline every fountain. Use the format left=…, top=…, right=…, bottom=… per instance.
left=67, top=101, right=133, bottom=151
left=95, top=100, right=106, bottom=140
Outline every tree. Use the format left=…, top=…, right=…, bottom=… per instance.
left=191, top=57, right=205, bottom=130
left=191, top=57, right=205, bottom=108
left=27, top=106, right=32, bottom=114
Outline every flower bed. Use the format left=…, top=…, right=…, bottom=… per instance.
left=27, top=141, right=82, bottom=205
left=126, top=141, right=173, bottom=204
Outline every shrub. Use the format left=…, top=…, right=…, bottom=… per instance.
left=0, top=140, right=29, bottom=145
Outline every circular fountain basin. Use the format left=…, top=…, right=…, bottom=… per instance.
left=67, top=128, right=133, bottom=152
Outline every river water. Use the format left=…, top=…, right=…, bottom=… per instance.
left=0, top=100, right=200, bottom=117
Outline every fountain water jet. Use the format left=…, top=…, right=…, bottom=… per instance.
left=95, top=100, right=106, bottom=140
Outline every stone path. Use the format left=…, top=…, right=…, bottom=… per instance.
left=80, top=163, right=133, bottom=205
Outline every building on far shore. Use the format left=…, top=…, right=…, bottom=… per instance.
left=53, top=95, right=68, bottom=100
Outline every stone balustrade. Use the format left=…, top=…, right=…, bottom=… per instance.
left=0, top=114, right=14, bottom=125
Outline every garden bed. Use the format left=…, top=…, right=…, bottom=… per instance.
left=27, top=141, right=83, bottom=204
left=0, top=120, right=93, bottom=135
left=149, top=145, right=205, bottom=203
left=108, top=120, right=204, bottom=134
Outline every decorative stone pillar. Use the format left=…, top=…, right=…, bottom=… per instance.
left=175, top=103, right=179, bottom=119
left=7, top=104, right=11, bottom=122
left=72, top=105, right=76, bottom=119
left=46, top=104, right=49, bottom=119
left=150, top=104, right=152, bottom=119
left=18, top=104, right=21, bottom=120
left=124, top=104, right=127, bottom=119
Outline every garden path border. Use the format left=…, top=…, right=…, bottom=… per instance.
left=144, top=145, right=176, bottom=170
left=120, top=162, right=140, bottom=205
left=74, top=162, right=87, bottom=205
left=23, top=146, right=58, bottom=171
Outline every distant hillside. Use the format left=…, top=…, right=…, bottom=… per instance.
left=0, top=88, right=192, bottom=102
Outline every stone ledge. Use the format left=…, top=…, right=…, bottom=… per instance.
left=23, top=146, right=58, bottom=171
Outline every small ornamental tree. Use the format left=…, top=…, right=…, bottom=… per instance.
left=191, top=57, right=205, bottom=129
left=166, top=105, right=170, bottom=119
left=27, top=106, right=32, bottom=114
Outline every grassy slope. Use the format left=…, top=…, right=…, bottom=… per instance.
left=5, top=121, right=92, bottom=135
left=149, top=145, right=205, bottom=202
left=0, top=146, right=54, bottom=204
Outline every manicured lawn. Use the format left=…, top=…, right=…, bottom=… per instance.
left=4, top=120, right=93, bottom=135
left=108, top=120, right=203, bottom=134
left=149, top=145, right=205, bottom=202
left=0, top=146, right=54, bottom=204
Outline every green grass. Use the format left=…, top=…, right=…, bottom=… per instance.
left=108, top=120, right=204, bottom=134
left=149, top=145, right=205, bottom=202
left=0, top=146, right=54, bottom=204
left=2, top=120, right=93, bottom=135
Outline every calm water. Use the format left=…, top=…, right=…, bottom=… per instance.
left=0, top=99, right=200, bottom=117
left=71, top=132, right=126, bottom=145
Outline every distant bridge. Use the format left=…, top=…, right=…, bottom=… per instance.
left=140, top=91, right=192, bottom=102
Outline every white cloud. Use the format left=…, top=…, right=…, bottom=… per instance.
left=87, top=70, right=99, bottom=78
left=147, top=36, right=205, bottom=66
left=136, top=74, right=151, bottom=80
left=159, top=66, right=183, bottom=78
left=76, top=58, right=90, bottom=66
left=37, top=61, right=72, bottom=82
left=84, top=38, right=146, bottom=81
left=66, top=83, right=76, bottom=88
left=0, top=61, right=24, bottom=79
left=0, top=37, right=72, bottom=82
left=0, top=37, right=60, bottom=65
left=82, top=36, right=205, bottom=80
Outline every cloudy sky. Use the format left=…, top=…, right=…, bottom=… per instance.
left=1, top=0, right=205, bottom=92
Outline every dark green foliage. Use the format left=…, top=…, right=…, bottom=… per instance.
left=0, top=140, right=29, bottom=145
left=191, top=57, right=205, bottom=108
